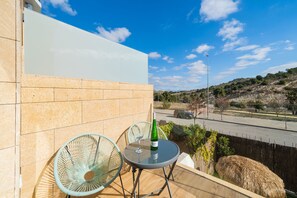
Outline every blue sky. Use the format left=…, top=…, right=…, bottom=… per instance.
left=41, top=0, right=297, bottom=91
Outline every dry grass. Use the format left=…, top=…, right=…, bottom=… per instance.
left=154, top=101, right=188, bottom=110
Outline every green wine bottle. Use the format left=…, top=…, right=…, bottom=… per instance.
left=151, top=112, right=158, bottom=151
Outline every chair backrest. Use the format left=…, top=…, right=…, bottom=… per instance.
left=127, top=121, right=168, bottom=144
left=54, top=133, right=123, bottom=197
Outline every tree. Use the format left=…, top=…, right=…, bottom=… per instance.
left=254, top=100, right=264, bottom=112
left=161, top=91, right=172, bottom=102
left=256, top=75, right=263, bottom=81
left=250, top=78, right=257, bottom=84
left=247, top=100, right=264, bottom=113
left=286, top=88, right=297, bottom=115
left=213, top=87, right=226, bottom=98
left=215, top=97, right=229, bottom=120
left=269, top=98, right=283, bottom=117
left=154, top=92, right=162, bottom=101
left=230, top=101, right=246, bottom=109
left=188, top=96, right=205, bottom=124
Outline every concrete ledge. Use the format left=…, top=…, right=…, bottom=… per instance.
left=176, top=162, right=263, bottom=198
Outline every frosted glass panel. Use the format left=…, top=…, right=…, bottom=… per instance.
left=24, top=9, right=148, bottom=84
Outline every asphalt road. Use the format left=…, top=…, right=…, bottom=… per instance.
left=155, top=109, right=297, bottom=147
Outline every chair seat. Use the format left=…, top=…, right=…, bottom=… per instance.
left=54, top=133, right=123, bottom=197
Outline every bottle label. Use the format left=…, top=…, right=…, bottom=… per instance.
left=151, top=141, right=158, bottom=147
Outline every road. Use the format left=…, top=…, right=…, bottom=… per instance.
left=155, top=109, right=297, bottom=147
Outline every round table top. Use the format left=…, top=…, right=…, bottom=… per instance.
left=123, top=139, right=180, bottom=169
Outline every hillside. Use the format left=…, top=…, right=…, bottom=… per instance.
left=154, top=67, right=297, bottom=110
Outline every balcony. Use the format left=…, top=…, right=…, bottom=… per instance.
left=97, top=163, right=260, bottom=197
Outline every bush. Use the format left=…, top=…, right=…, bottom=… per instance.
left=159, top=122, right=174, bottom=137
left=185, top=125, right=207, bottom=154
left=230, top=101, right=246, bottom=109
left=162, top=100, right=171, bottom=109
left=277, top=80, right=286, bottom=85
left=256, top=75, right=263, bottom=81
left=261, top=80, right=268, bottom=85
left=216, top=136, right=235, bottom=158
left=197, top=131, right=217, bottom=163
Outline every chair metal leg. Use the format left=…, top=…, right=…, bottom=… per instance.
left=119, top=173, right=126, bottom=197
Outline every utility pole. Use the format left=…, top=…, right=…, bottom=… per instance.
left=205, top=53, right=209, bottom=119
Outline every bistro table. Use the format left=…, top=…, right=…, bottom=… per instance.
left=123, top=139, right=180, bottom=198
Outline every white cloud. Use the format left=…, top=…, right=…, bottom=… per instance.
left=149, top=65, right=167, bottom=72
left=187, top=8, right=196, bottom=20
left=150, top=60, right=207, bottom=90
left=218, top=19, right=244, bottom=41
left=284, top=40, right=295, bottom=51
left=162, top=55, right=174, bottom=63
left=45, top=0, right=77, bottom=16
left=163, top=76, right=183, bottom=83
left=218, top=19, right=246, bottom=51
left=150, top=60, right=208, bottom=90
left=235, top=59, right=259, bottom=68
left=96, top=26, right=131, bottom=43
left=285, top=46, right=295, bottom=51
left=187, top=76, right=201, bottom=83
left=235, top=45, right=259, bottom=51
left=262, top=62, right=297, bottom=74
left=149, top=65, right=158, bottom=70
left=237, top=47, right=271, bottom=61
left=173, top=63, right=188, bottom=71
left=195, top=44, right=214, bottom=54
left=148, top=52, right=161, bottom=59
left=216, top=47, right=272, bottom=80
left=200, top=0, right=239, bottom=22
left=223, top=38, right=246, bottom=51
left=186, top=54, right=197, bottom=60
left=188, top=60, right=207, bottom=75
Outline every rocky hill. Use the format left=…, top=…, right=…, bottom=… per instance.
left=155, top=67, right=297, bottom=107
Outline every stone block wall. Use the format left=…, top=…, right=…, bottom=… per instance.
left=20, top=75, right=153, bottom=197
left=0, top=0, right=22, bottom=197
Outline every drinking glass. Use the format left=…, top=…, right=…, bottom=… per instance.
left=133, top=125, right=143, bottom=154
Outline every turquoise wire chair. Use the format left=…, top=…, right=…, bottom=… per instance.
left=54, top=133, right=125, bottom=197
left=128, top=121, right=167, bottom=144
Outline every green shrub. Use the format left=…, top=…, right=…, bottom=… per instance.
left=216, top=136, right=235, bottom=158
left=195, top=130, right=217, bottom=163
left=162, top=100, right=171, bottom=109
left=261, top=80, right=268, bottom=85
left=159, top=122, right=174, bottom=137
left=277, top=80, right=286, bottom=85
left=185, top=124, right=207, bottom=154
left=230, top=101, right=246, bottom=109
